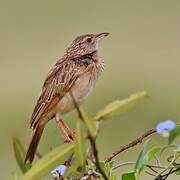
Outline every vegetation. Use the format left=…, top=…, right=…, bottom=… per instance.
left=13, top=91, right=180, bottom=180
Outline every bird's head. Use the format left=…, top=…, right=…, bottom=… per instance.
left=65, top=32, right=109, bottom=58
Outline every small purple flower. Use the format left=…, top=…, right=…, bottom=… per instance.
left=156, top=120, right=176, bottom=137
left=51, top=165, right=67, bottom=178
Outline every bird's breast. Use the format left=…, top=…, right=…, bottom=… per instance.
left=72, top=72, right=97, bottom=102
left=56, top=61, right=103, bottom=114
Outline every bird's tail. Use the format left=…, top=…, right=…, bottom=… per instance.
left=24, top=124, right=44, bottom=164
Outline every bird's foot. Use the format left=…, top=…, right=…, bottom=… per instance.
left=64, top=132, right=75, bottom=143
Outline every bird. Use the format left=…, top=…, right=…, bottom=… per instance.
left=24, top=32, right=109, bottom=163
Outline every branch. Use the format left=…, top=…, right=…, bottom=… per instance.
left=70, top=91, right=108, bottom=180
left=104, top=129, right=156, bottom=163
left=112, top=162, right=170, bottom=170
left=155, top=152, right=180, bottom=179
left=88, top=135, right=108, bottom=180
left=161, top=166, right=180, bottom=179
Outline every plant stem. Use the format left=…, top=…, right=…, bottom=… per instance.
left=104, top=129, right=156, bottom=163
left=70, top=91, right=108, bottom=180
left=113, top=161, right=173, bottom=170
left=88, top=135, right=108, bottom=180
left=156, top=152, right=180, bottom=178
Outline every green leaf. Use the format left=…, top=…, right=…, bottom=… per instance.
left=74, top=119, right=87, bottom=168
left=108, top=161, right=114, bottom=169
left=109, top=173, right=116, bottom=180
left=86, top=159, right=94, bottom=171
left=99, top=162, right=106, bottom=170
left=107, top=161, right=116, bottom=180
left=98, top=161, right=116, bottom=180
left=80, top=107, right=97, bottom=138
left=20, top=143, right=74, bottom=180
left=94, top=91, right=148, bottom=121
left=13, top=137, right=31, bottom=173
left=134, top=139, right=150, bottom=174
left=54, top=114, right=89, bottom=179
left=122, top=172, right=137, bottom=180
left=145, top=146, right=161, bottom=162
left=168, top=125, right=180, bottom=144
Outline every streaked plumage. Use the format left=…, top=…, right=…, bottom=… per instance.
left=25, top=32, right=109, bottom=163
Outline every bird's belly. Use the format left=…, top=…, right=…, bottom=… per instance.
left=56, top=73, right=97, bottom=114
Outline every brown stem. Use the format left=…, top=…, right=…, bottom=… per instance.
left=70, top=91, right=108, bottom=179
left=104, top=129, right=156, bottom=163
left=88, top=135, right=108, bottom=180
left=161, top=166, right=180, bottom=179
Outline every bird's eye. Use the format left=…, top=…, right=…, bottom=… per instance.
left=86, top=38, right=92, bottom=43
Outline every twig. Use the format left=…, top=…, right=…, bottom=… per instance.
left=113, top=162, right=135, bottom=169
left=70, top=91, right=108, bottom=180
left=162, top=167, right=174, bottom=179
left=156, top=152, right=180, bottom=178
left=104, top=129, right=156, bottom=163
left=161, top=166, right=180, bottom=179
left=147, top=165, right=172, bottom=170
left=113, top=161, right=172, bottom=170
left=88, top=135, right=108, bottom=180
left=147, top=165, right=158, bottom=174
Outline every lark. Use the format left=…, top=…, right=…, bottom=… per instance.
left=25, top=32, right=109, bottom=163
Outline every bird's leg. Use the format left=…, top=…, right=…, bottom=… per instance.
left=55, top=113, right=75, bottom=142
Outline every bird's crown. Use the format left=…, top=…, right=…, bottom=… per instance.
left=64, top=32, right=109, bottom=58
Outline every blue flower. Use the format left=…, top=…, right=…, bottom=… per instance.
left=156, top=120, right=176, bottom=137
left=51, top=165, right=67, bottom=178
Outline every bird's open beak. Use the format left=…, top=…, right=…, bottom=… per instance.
left=95, top=32, right=110, bottom=41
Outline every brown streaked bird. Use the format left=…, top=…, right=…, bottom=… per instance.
left=24, top=32, right=109, bottom=163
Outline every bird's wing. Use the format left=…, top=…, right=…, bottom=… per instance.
left=30, top=59, right=82, bottom=129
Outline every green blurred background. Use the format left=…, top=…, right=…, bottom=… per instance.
left=0, top=0, right=180, bottom=179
